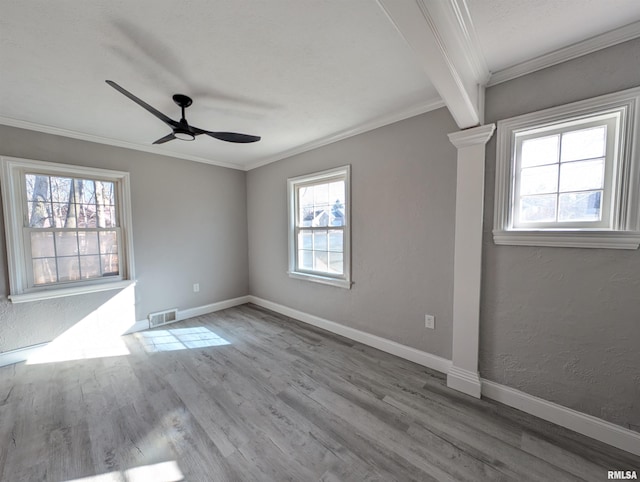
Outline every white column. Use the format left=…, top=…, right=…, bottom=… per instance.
left=446, top=124, right=495, bottom=398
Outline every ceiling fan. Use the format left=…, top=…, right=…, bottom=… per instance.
left=105, top=80, right=261, bottom=144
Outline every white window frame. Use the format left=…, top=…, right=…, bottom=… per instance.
left=287, top=165, right=351, bottom=288
left=1, top=156, right=136, bottom=302
left=493, top=86, right=640, bottom=249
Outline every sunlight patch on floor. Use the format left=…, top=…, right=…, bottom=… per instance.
left=64, top=460, right=184, bottom=482
left=135, top=326, right=231, bottom=353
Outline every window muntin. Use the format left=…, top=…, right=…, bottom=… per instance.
left=288, top=166, right=351, bottom=287
left=1, top=157, right=135, bottom=301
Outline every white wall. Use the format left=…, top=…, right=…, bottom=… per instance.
left=0, top=125, right=249, bottom=353
left=247, top=108, right=458, bottom=358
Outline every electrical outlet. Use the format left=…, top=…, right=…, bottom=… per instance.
left=193, top=283, right=200, bottom=293
left=425, top=314, right=435, bottom=329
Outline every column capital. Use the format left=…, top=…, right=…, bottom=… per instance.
left=448, top=123, right=496, bottom=149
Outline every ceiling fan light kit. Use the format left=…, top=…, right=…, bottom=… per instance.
left=105, top=80, right=260, bottom=145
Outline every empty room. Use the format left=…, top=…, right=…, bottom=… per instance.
left=1, top=1, right=639, bottom=481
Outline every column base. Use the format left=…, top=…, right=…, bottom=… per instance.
left=447, top=365, right=481, bottom=398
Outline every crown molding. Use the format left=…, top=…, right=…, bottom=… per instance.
left=245, top=97, right=445, bottom=171
left=1, top=99, right=446, bottom=173
left=444, top=0, right=490, bottom=84
left=488, top=21, right=640, bottom=87
left=0, top=116, right=243, bottom=170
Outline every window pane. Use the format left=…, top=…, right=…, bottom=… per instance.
left=30, top=232, right=55, bottom=258
left=50, top=177, right=72, bottom=203
left=313, top=230, right=328, bottom=250
left=558, top=191, right=602, bottom=222
left=311, top=207, right=330, bottom=227
left=79, top=179, right=96, bottom=203
left=313, top=183, right=329, bottom=205
left=96, top=181, right=115, bottom=205
left=25, top=174, right=51, bottom=203
left=328, top=230, right=343, bottom=252
left=520, top=165, right=558, bottom=195
left=97, top=205, right=116, bottom=228
left=100, top=230, right=119, bottom=275
left=329, top=252, right=343, bottom=274
left=79, top=204, right=97, bottom=228
left=330, top=199, right=345, bottom=226
left=80, top=255, right=101, bottom=279
left=300, top=208, right=313, bottom=227
left=560, top=126, right=606, bottom=162
left=559, top=159, right=604, bottom=192
left=78, top=231, right=99, bottom=255
left=101, top=254, right=119, bottom=276
left=298, top=231, right=312, bottom=250
left=298, top=250, right=313, bottom=270
left=58, top=256, right=81, bottom=282
left=50, top=202, right=69, bottom=228
left=56, top=232, right=78, bottom=256
left=520, top=194, right=557, bottom=223
left=33, top=258, right=57, bottom=285
left=64, top=203, right=80, bottom=228
left=313, top=251, right=328, bottom=272
left=99, top=231, right=118, bottom=255
left=27, top=201, right=52, bottom=228
left=329, top=181, right=345, bottom=205
left=521, top=135, right=559, bottom=168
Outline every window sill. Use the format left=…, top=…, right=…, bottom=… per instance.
left=287, top=271, right=352, bottom=289
left=493, top=230, right=640, bottom=249
left=8, top=280, right=136, bottom=304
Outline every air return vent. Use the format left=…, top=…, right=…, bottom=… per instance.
left=148, top=309, right=178, bottom=328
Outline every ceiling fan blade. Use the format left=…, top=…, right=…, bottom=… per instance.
left=152, top=133, right=176, bottom=145
left=200, top=130, right=261, bottom=143
left=106, top=80, right=177, bottom=128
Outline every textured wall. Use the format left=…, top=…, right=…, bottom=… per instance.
left=247, top=108, right=458, bottom=358
left=0, top=125, right=249, bottom=353
left=481, top=38, right=640, bottom=431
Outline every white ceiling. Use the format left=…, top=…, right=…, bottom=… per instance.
left=1, top=1, right=639, bottom=170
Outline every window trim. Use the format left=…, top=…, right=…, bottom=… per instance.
left=287, top=165, right=351, bottom=288
left=493, top=86, right=640, bottom=249
left=1, top=156, right=136, bottom=302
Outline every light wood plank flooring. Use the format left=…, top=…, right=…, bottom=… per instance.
left=0, top=303, right=638, bottom=481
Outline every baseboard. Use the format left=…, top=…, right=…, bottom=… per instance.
left=0, top=295, right=251, bottom=367
left=481, top=379, right=640, bottom=457
left=247, top=295, right=452, bottom=374
left=0, top=342, right=48, bottom=368
left=178, top=295, right=251, bottom=321
left=447, top=365, right=481, bottom=398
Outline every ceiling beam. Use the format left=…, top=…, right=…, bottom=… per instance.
left=377, top=0, right=489, bottom=129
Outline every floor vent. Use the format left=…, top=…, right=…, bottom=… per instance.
left=148, top=309, right=178, bottom=328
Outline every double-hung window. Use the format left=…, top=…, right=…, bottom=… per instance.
left=493, top=86, right=640, bottom=249
left=1, top=157, right=135, bottom=302
left=287, top=165, right=351, bottom=288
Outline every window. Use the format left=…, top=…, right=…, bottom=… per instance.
left=287, top=166, right=351, bottom=288
left=493, top=87, right=640, bottom=249
left=1, top=157, right=135, bottom=302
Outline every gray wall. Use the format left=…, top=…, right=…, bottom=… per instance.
left=247, top=108, right=458, bottom=359
left=0, top=125, right=249, bottom=353
left=481, top=38, right=640, bottom=431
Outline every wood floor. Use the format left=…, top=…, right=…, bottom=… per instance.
left=0, top=304, right=638, bottom=481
